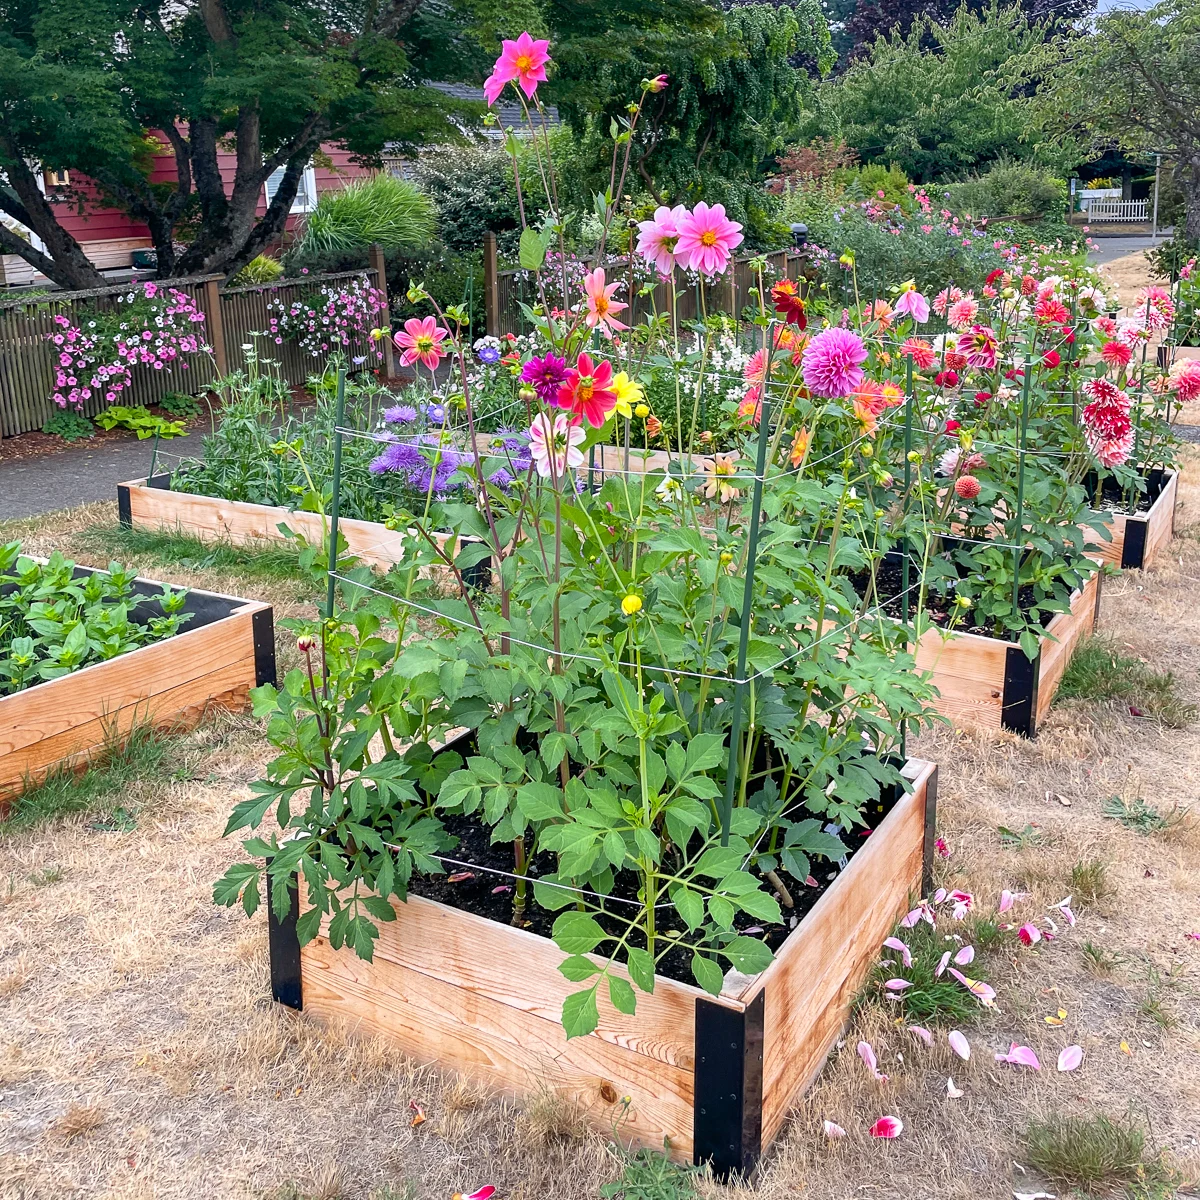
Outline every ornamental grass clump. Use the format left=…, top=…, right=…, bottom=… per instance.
left=215, top=38, right=938, bottom=1036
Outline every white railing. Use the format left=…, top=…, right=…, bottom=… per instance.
left=1081, top=198, right=1149, bottom=222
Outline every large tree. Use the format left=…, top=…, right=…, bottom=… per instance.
left=0, top=0, right=503, bottom=288
left=1044, top=0, right=1200, bottom=242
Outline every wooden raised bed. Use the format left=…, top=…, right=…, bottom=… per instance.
left=118, top=475, right=475, bottom=576
left=1082, top=468, right=1177, bottom=571
left=0, top=566, right=274, bottom=806
left=267, top=758, right=938, bottom=1176
left=915, top=569, right=1102, bottom=737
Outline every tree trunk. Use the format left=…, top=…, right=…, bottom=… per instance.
left=1185, top=157, right=1200, bottom=245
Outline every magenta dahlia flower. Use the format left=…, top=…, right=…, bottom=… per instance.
left=483, top=32, right=551, bottom=105
left=674, top=203, right=743, bottom=276
left=801, top=327, right=868, bottom=399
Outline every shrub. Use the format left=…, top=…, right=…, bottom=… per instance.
left=296, top=175, right=436, bottom=258
left=229, top=254, right=285, bottom=286
left=945, top=159, right=1068, bottom=220
left=414, top=144, right=523, bottom=256
left=41, top=409, right=94, bottom=442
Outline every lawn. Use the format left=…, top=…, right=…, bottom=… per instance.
left=1, top=462, right=1198, bottom=1200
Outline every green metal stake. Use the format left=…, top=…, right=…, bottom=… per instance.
left=901, top=355, right=914, bottom=760
left=1011, top=354, right=1032, bottom=629
left=148, top=429, right=161, bottom=482
left=325, top=367, right=347, bottom=620
left=718, top=389, right=773, bottom=845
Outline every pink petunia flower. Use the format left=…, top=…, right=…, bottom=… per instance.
left=528, top=411, right=585, bottom=479
left=394, top=316, right=449, bottom=371
left=483, top=32, right=551, bottom=105
left=673, top=202, right=743, bottom=276
left=581, top=267, right=628, bottom=335
left=635, top=205, right=687, bottom=276
left=802, top=327, right=867, bottom=398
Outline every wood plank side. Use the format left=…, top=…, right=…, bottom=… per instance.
left=124, top=480, right=456, bottom=570
left=302, top=936, right=698, bottom=1158
left=914, top=627, right=1008, bottom=730
left=1035, top=572, right=1100, bottom=725
left=0, top=655, right=255, bottom=799
left=300, top=888, right=711, bottom=1070
left=741, top=761, right=932, bottom=1145
left=1142, top=470, right=1178, bottom=568
left=0, top=610, right=255, bottom=759
left=1082, top=512, right=1125, bottom=567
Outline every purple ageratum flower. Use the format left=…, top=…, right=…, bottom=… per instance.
left=477, top=345, right=501, bottom=364
left=383, top=403, right=418, bottom=425
left=424, top=402, right=448, bottom=425
left=488, top=467, right=514, bottom=491
left=801, top=327, right=868, bottom=399
left=369, top=440, right=422, bottom=474
left=520, top=353, right=568, bottom=403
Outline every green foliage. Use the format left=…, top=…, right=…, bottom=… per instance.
left=1102, top=794, right=1175, bottom=836
left=0, top=545, right=191, bottom=697
left=229, top=255, right=285, bottom=287
left=809, top=3, right=1075, bottom=181
left=601, top=1146, right=697, bottom=1199
left=297, top=176, right=437, bottom=258
left=0, top=724, right=171, bottom=833
left=414, top=144, right=525, bottom=257
left=41, top=409, right=95, bottom=442
left=1069, top=858, right=1113, bottom=908
left=157, top=392, right=203, bottom=419
left=945, top=158, right=1068, bottom=219
left=94, top=405, right=187, bottom=440
left=1059, top=635, right=1197, bottom=727
left=1024, top=1112, right=1179, bottom=1199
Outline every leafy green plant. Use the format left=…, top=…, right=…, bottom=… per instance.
left=157, top=391, right=203, bottom=419
left=41, top=409, right=95, bottom=442
left=1103, top=794, right=1176, bottom=835
left=0, top=544, right=191, bottom=698
left=1060, top=636, right=1197, bottom=727
left=1024, top=1112, right=1179, bottom=1198
left=95, top=405, right=187, bottom=440
left=297, top=175, right=436, bottom=257
left=999, top=823, right=1049, bottom=849
left=601, top=1145, right=697, bottom=1199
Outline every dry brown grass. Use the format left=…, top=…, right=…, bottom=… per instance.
left=3, top=485, right=1200, bottom=1198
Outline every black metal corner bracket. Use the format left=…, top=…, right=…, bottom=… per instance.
left=1120, top=518, right=1148, bottom=570
left=920, top=764, right=940, bottom=898
left=1001, top=644, right=1041, bottom=738
left=251, top=607, right=278, bottom=688
left=266, top=862, right=303, bottom=1011
left=693, top=990, right=765, bottom=1179
left=116, top=484, right=131, bottom=530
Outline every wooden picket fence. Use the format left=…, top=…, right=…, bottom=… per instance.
left=0, top=264, right=387, bottom=438
left=481, top=233, right=809, bottom=339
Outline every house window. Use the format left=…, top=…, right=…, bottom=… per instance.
left=264, top=164, right=317, bottom=213
left=45, top=169, right=70, bottom=188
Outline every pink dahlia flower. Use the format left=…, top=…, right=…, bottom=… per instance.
left=1087, top=426, right=1134, bottom=467
left=894, top=288, right=930, bottom=324
left=957, top=324, right=999, bottom=371
left=801, top=327, right=867, bottom=398
left=483, top=32, right=551, bottom=106
left=635, top=205, right=686, bottom=276
left=581, top=267, right=628, bottom=335
left=674, top=203, right=743, bottom=276
left=947, top=297, right=979, bottom=330
left=528, top=411, right=585, bottom=479
left=1172, top=361, right=1200, bottom=403
left=394, top=316, right=449, bottom=371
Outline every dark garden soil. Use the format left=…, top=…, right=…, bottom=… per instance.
left=407, top=779, right=903, bottom=987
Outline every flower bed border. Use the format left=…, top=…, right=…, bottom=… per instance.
left=118, top=476, right=482, bottom=580
left=0, top=563, right=274, bottom=807
left=266, top=758, right=938, bottom=1175
left=1082, top=467, right=1177, bottom=571
left=914, top=569, right=1102, bottom=737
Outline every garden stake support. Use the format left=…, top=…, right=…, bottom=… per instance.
left=1011, top=355, right=1032, bottom=628
left=718, top=390, right=772, bottom=846
left=325, top=368, right=347, bottom=620
left=901, top=357, right=914, bottom=760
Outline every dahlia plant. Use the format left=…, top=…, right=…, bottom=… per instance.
left=217, top=35, right=936, bottom=1035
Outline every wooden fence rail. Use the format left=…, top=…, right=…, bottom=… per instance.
left=0, top=266, right=386, bottom=438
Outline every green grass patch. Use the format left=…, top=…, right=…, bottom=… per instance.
left=1102, top=793, right=1182, bottom=836
left=1024, top=1112, right=1179, bottom=1198
left=0, top=724, right=178, bottom=834
left=1069, top=858, right=1114, bottom=908
left=75, top=523, right=316, bottom=588
left=1059, top=635, right=1197, bottom=728
left=601, top=1145, right=697, bottom=1199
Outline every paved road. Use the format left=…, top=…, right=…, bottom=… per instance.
left=0, top=426, right=203, bottom=522
left=1087, top=235, right=1168, bottom=266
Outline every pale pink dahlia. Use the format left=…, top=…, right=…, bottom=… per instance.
left=674, top=203, right=743, bottom=276
left=801, top=327, right=868, bottom=398
left=947, top=296, right=979, bottom=331
left=635, top=205, right=687, bottom=276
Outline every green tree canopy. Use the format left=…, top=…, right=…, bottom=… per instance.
left=804, top=3, right=1074, bottom=181
left=1043, top=0, right=1200, bottom=241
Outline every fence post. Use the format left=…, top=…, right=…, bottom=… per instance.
left=202, top=277, right=229, bottom=376
left=483, top=231, right=499, bottom=337
left=368, top=243, right=396, bottom=380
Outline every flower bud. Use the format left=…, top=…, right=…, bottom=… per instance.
left=621, top=593, right=642, bottom=616
left=634, top=403, right=650, bottom=418
left=297, top=634, right=315, bottom=653
left=644, top=74, right=669, bottom=93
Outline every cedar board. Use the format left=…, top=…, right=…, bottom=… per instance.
left=1082, top=469, right=1178, bottom=569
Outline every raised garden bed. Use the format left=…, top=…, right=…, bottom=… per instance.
left=0, top=565, right=274, bottom=806
left=1081, top=468, right=1178, bottom=570
left=914, top=569, right=1102, bottom=737
left=267, top=757, right=938, bottom=1175
left=118, top=475, right=474, bottom=577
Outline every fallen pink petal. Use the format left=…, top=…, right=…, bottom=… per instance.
left=823, top=1119, right=847, bottom=1138
left=1018, top=923, right=1042, bottom=946
left=935, top=950, right=951, bottom=977
left=999, top=889, right=1030, bottom=913
left=946, top=1077, right=964, bottom=1098
left=884, top=978, right=912, bottom=991
left=857, top=1040, right=888, bottom=1081
left=908, top=1025, right=933, bottom=1046
left=954, top=945, right=975, bottom=966
left=949, top=1030, right=971, bottom=1060
left=948, top=968, right=996, bottom=1006
left=932, top=887, right=947, bottom=904
left=995, top=1044, right=1041, bottom=1070
left=869, top=1115, right=903, bottom=1139
left=883, top=936, right=913, bottom=968
left=1057, top=1045, right=1084, bottom=1072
